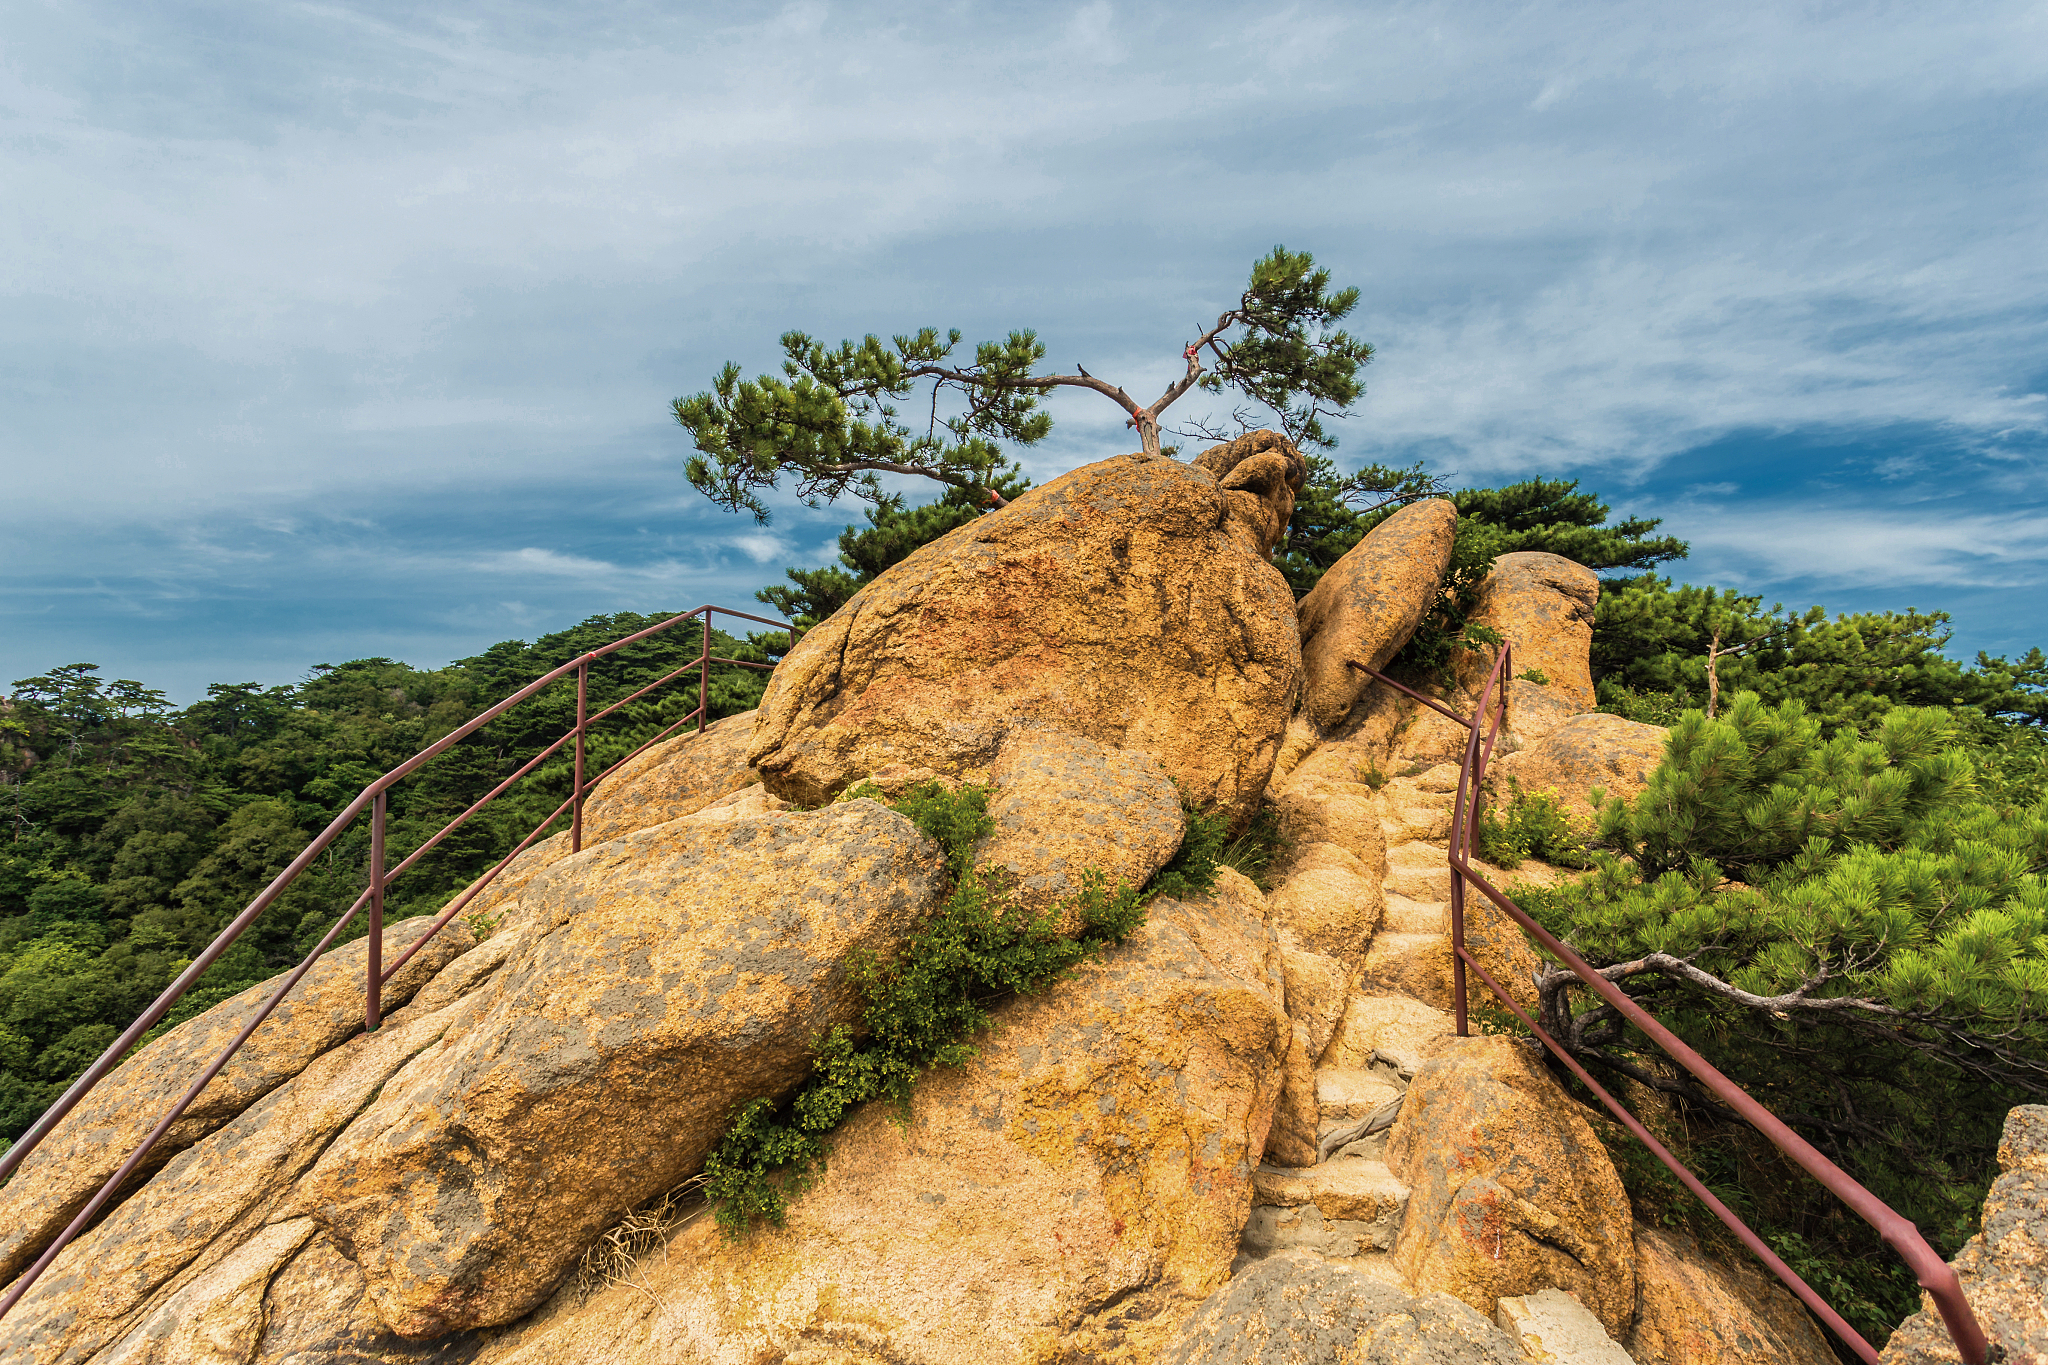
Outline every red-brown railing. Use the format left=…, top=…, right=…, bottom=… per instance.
left=1354, top=651, right=1993, bottom=1365
left=0, top=605, right=798, bottom=1321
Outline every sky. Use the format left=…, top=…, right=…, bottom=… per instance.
left=3, top=0, right=2045, bottom=704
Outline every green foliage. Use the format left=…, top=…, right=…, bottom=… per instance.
left=1592, top=574, right=2048, bottom=736
left=1475, top=778, right=1587, bottom=869
left=1527, top=692, right=2048, bottom=1327
left=704, top=781, right=1220, bottom=1237
left=0, top=612, right=775, bottom=1144
left=1215, top=802, right=1291, bottom=891
left=675, top=246, right=1376, bottom=524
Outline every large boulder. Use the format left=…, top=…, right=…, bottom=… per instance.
left=0, top=915, right=469, bottom=1289
left=746, top=450, right=1303, bottom=824
left=1629, top=1225, right=1836, bottom=1365
left=1461, top=552, right=1599, bottom=714
left=1881, top=1104, right=2048, bottom=1364
left=299, top=799, right=947, bottom=1338
left=1489, top=711, right=1670, bottom=827
left=1386, top=1035, right=1637, bottom=1338
left=0, top=984, right=491, bottom=1363
left=974, top=726, right=1186, bottom=915
left=461, top=873, right=1293, bottom=1365
left=1293, top=498, right=1458, bottom=734
left=1160, top=1251, right=1524, bottom=1365
left=575, top=706, right=761, bottom=845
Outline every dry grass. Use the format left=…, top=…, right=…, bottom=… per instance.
left=575, top=1173, right=711, bottom=1304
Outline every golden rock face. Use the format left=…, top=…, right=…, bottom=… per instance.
left=0, top=913, right=467, bottom=1291
left=461, top=876, right=1292, bottom=1365
left=1459, top=550, right=1601, bottom=715
left=1629, top=1224, right=1839, bottom=1365
left=1386, top=1035, right=1638, bottom=1338
left=301, top=800, right=947, bottom=1339
left=1488, top=711, right=1671, bottom=829
left=745, top=450, right=1303, bottom=827
left=1293, top=497, right=1459, bottom=734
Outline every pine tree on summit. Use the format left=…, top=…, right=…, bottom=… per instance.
left=671, top=246, right=1376, bottom=520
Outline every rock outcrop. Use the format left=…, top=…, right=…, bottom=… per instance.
left=1293, top=499, right=1459, bottom=735
left=301, top=799, right=947, bottom=1337
left=1881, top=1103, right=2048, bottom=1364
left=459, top=872, right=1292, bottom=1365
left=0, top=915, right=468, bottom=1289
left=746, top=449, right=1303, bottom=825
left=975, top=726, right=1186, bottom=915
left=1386, top=1036, right=1637, bottom=1339
left=1462, top=552, right=1600, bottom=714
left=576, top=706, right=762, bottom=845
left=1630, top=1225, right=1838, bottom=1365
left=1162, top=1251, right=1523, bottom=1365
left=1489, top=711, right=1670, bottom=827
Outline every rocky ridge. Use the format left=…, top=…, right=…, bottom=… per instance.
left=0, top=439, right=1925, bottom=1364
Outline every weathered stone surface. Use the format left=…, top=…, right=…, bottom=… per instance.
left=1490, top=711, right=1670, bottom=827
left=975, top=726, right=1185, bottom=914
left=1193, top=429, right=1311, bottom=561
left=746, top=452, right=1302, bottom=825
left=1881, top=1104, right=2048, bottom=1365
left=1322, top=994, right=1456, bottom=1080
left=1161, top=1251, right=1524, bottom=1365
left=1505, top=679, right=1579, bottom=745
left=0, top=991, right=476, bottom=1363
left=468, top=879, right=1293, bottom=1365
left=301, top=800, right=948, bottom=1338
left=1295, top=499, right=1459, bottom=733
left=1462, top=553, right=1599, bottom=714
left=1495, top=1287, right=1633, bottom=1364
left=1387, top=1036, right=1636, bottom=1337
left=576, top=707, right=763, bottom=846
left=1266, top=1023, right=1324, bottom=1168
left=1630, top=1225, right=1836, bottom=1365
left=1266, top=843, right=1385, bottom=976
left=0, top=915, right=469, bottom=1289
left=1269, top=773, right=1385, bottom=873
left=1281, top=943, right=1351, bottom=1062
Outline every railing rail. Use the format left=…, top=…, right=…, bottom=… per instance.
left=0, top=604, right=798, bottom=1321
left=1355, top=650, right=1993, bottom=1365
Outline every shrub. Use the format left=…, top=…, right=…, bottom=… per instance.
left=702, top=780, right=1218, bottom=1236
left=1476, top=777, right=1588, bottom=869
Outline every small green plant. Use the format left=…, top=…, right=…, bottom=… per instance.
left=1215, top=801, right=1291, bottom=890
left=1595, top=683, right=1696, bottom=728
left=703, top=780, right=1217, bottom=1237
left=1357, top=762, right=1388, bottom=790
left=1475, top=776, right=1588, bottom=869
left=463, top=908, right=501, bottom=940
left=1470, top=999, right=1531, bottom=1037
left=1397, top=763, right=1429, bottom=779
left=1515, top=667, right=1550, bottom=685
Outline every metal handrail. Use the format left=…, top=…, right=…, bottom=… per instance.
left=1355, top=652, right=1993, bottom=1365
left=0, top=604, right=799, bottom=1321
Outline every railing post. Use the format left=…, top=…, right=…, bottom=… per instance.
left=699, top=609, right=711, bottom=734
left=572, top=659, right=588, bottom=853
left=366, top=789, right=384, bottom=1032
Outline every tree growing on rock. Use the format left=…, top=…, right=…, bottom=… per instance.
left=673, top=246, right=1376, bottom=518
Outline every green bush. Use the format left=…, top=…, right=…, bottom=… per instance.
left=1215, top=801, right=1290, bottom=891
left=702, top=781, right=1219, bottom=1236
left=1476, top=777, right=1588, bottom=869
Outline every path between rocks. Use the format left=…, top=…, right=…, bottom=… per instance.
left=1240, top=718, right=1561, bottom=1296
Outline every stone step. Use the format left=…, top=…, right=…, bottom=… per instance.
left=1242, top=1157, right=1410, bottom=1264
left=1380, top=801, right=1451, bottom=844
left=1495, top=1288, right=1638, bottom=1363
left=1358, top=932, right=1453, bottom=1010
left=1314, top=1067, right=1405, bottom=1120
left=1323, top=993, right=1457, bottom=1079
left=1380, top=891, right=1445, bottom=935
left=1383, top=844, right=1452, bottom=901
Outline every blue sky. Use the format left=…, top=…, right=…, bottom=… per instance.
left=4, top=1, right=2044, bottom=703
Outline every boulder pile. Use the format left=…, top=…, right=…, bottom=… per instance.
left=1, top=435, right=1867, bottom=1365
